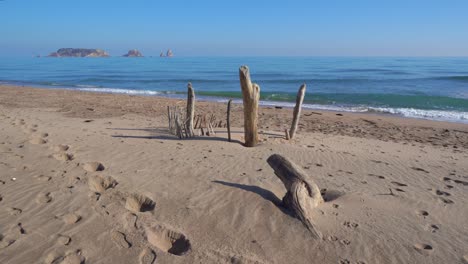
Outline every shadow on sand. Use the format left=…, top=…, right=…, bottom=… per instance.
left=212, top=180, right=299, bottom=218
left=107, top=127, right=243, bottom=144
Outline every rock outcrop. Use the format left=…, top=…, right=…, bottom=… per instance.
left=166, top=49, right=173, bottom=57
left=160, top=49, right=174, bottom=57
left=123, top=49, right=143, bottom=57
left=48, top=48, right=109, bottom=57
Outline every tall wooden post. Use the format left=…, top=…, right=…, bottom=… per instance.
left=186, top=82, right=195, bottom=137
left=289, top=84, right=306, bottom=139
left=239, top=66, right=260, bottom=147
left=227, top=99, right=232, bottom=142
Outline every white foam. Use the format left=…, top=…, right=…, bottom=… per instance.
left=76, top=87, right=161, bottom=96
left=368, top=107, right=468, bottom=123
left=71, top=87, right=468, bottom=124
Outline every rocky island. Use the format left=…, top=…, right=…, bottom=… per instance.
left=48, top=48, right=110, bottom=57
left=160, top=49, right=174, bottom=57
left=123, top=49, right=143, bottom=57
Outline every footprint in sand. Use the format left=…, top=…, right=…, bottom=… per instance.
left=36, top=192, right=52, bottom=203
left=438, top=197, right=454, bottom=204
left=33, top=132, right=49, bottom=138
left=125, top=194, right=155, bottom=213
left=0, top=235, right=15, bottom=249
left=368, top=173, right=385, bottom=179
left=53, top=144, right=70, bottom=152
left=53, top=153, right=73, bottom=162
left=343, top=221, right=359, bottom=229
left=454, top=179, right=468, bottom=186
left=145, top=225, right=191, bottom=256
left=414, top=243, right=433, bottom=254
left=111, top=230, right=131, bottom=248
left=391, top=181, right=408, bottom=187
left=45, top=250, right=85, bottom=264
left=411, top=167, right=429, bottom=173
left=7, top=207, right=22, bottom=216
left=22, top=127, right=37, bottom=134
left=340, top=239, right=351, bottom=246
left=435, top=190, right=451, bottom=196
left=426, top=224, right=440, bottom=233
left=30, top=137, right=47, bottom=145
left=83, top=162, right=105, bottom=172
left=139, top=248, right=157, bottom=264
left=124, top=212, right=138, bottom=230
left=442, top=177, right=468, bottom=186
left=34, top=175, right=52, bottom=182
left=55, top=234, right=71, bottom=245
left=417, top=210, right=429, bottom=217
left=88, top=175, right=118, bottom=193
left=62, top=213, right=81, bottom=225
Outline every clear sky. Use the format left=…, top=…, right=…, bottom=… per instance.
left=1, top=0, right=467, bottom=56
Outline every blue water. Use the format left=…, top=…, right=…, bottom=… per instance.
left=1, top=56, right=468, bottom=123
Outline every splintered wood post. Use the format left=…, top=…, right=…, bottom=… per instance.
left=289, top=84, right=306, bottom=139
left=227, top=99, right=232, bottom=142
left=194, top=115, right=200, bottom=129
left=284, top=129, right=290, bottom=140
left=239, top=66, right=260, bottom=147
left=186, top=82, right=195, bottom=137
left=167, top=106, right=172, bottom=133
left=267, top=154, right=323, bottom=239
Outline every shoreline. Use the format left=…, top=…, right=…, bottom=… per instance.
left=2, top=81, right=468, bottom=125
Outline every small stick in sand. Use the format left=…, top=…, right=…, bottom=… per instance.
left=239, top=66, right=260, bottom=147
left=227, top=99, right=232, bottom=142
left=289, top=84, right=306, bottom=139
left=267, top=154, right=323, bottom=238
left=285, top=129, right=290, bottom=140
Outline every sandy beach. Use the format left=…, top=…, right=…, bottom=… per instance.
left=0, top=84, right=467, bottom=264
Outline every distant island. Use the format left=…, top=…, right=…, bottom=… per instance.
left=48, top=48, right=110, bottom=57
left=160, top=49, right=173, bottom=57
left=123, top=49, right=143, bottom=57
left=45, top=48, right=172, bottom=57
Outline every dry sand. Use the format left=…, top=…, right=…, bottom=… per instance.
left=0, top=85, right=467, bottom=264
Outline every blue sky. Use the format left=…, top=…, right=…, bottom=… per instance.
left=1, top=0, right=467, bottom=56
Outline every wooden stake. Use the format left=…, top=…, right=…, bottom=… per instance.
left=289, top=84, right=306, bottom=139
left=267, top=154, right=323, bottom=239
left=285, top=129, right=290, bottom=140
left=167, top=106, right=172, bottom=133
left=239, top=66, right=260, bottom=147
left=227, top=99, right=232, bottom=142
left=186, top=83, right=195, bottom=137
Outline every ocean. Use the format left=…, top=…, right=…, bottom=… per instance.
left=1, top=56, right=467, bottom=123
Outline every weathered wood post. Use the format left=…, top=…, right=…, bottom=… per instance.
left=186, top=82, right=195, bottom=137
left=227, top=99, right=232, bottom=142
left=239, top=66, right=260, bottom=147
left=289, top=84, right=306, bottom=139
left=267, top=154, right=323, bottom=238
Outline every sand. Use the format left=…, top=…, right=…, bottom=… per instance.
left=0, top=84, right=467, bottom=264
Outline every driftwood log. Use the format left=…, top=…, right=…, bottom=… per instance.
left=227, top=99, right=232, bottom=142
left=239, top=66, right=260, bottom=147
left=289, top=84, right=306, bottom=139
left=267, top=154, right=323, bottom=238
left=186, top=82, right=195, bottom=137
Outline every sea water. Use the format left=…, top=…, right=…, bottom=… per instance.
left=1, top=56, right=467, bottom=123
